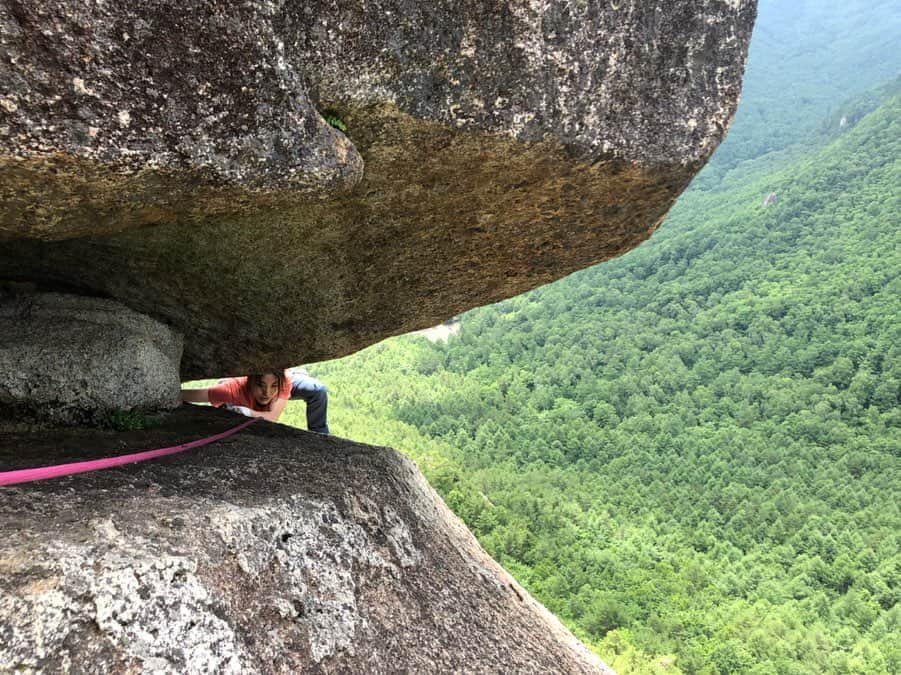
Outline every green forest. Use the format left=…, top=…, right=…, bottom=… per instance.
left=697, top=0, right=900, bottom=187
left=279, top=4, right=900, bottom=673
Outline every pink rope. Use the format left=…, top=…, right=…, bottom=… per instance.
left=0, top=417, right=260, bottom=487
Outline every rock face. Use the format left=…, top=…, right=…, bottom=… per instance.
left=0, top=0, right=756, bottom=379
left=0, top=288, right=182, bottom=421
left=0, top=408, right=612, bottom=673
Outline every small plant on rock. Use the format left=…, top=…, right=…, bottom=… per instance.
left=106, top=408, right=149, bottom=432
left=322, top=109, right=348, bottom=133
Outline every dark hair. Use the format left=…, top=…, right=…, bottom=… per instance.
left=246, top=369, right=286, bottom=396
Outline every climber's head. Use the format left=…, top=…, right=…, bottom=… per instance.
left=246, top=370, right=286, bottom=408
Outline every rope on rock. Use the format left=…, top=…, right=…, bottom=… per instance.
left=0, top=417, right=260, bottom=487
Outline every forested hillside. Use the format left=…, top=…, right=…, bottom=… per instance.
left=276, top=4, right=901, bottom=669
left=694, top=0, right=900, bottom=188
left=284, top=83, right=901, bottom=672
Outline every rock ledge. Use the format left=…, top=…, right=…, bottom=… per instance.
left=0, top=408, right=611, bottom=673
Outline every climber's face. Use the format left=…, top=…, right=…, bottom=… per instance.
left=250, top=373, right=280, bottom=408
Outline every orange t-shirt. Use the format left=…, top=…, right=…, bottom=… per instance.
left=207, top=376, right=291, bottom=412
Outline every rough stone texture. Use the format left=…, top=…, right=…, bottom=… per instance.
left=0, top=0, right=757, bottom=378
left=0, top=287, right=182, bottom=421
left=0, top=407, right=613, bottom=673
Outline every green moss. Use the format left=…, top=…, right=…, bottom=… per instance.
left=322, top=110, right=348, bottom=133
left=105, top=408, right=153, bottom=431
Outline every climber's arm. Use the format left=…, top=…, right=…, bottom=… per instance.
left=222, top=397, right=286, bottom=422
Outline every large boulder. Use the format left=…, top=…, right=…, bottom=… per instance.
left=0, top=408, right=613, bottom=673
left=0, top=0, right=757, bottom=379
left=0, top=288, right=182, bottom=422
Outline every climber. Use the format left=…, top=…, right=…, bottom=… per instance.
left=180, top=368, right=330, bottom=434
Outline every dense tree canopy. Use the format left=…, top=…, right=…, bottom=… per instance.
left=282, top=87, right=900, bottom=673
left=268, top=5, right=901, bottom=667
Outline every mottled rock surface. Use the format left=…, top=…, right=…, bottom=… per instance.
left=0, top=287, right=182, bottom=422
left=0, top=0, right=756, bottom=378
left=0, top=406, right=612, bottom=673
